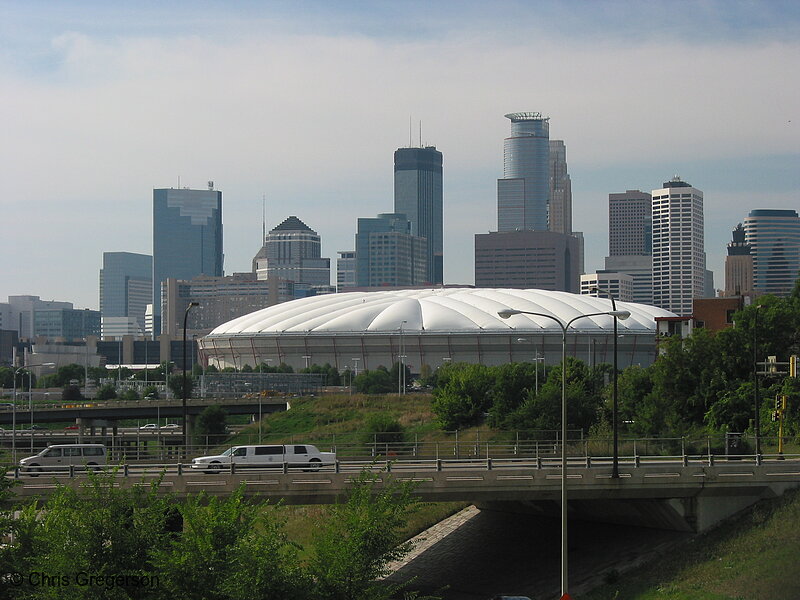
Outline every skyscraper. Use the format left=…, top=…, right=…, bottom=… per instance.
left=355, top=213, right=427, bottom=288
left=252, top=216, right=331, bottom=291
left=497, top=112, right=550, bottom=232
left=744, top=209, right=800, bottom=296
left=609, top=190, right=652, bottom=256
left=548, top=140, right=572, bottom=234
left=100, top=252, right=152, bottom=337
left=651, top=177, right=705, bottom=315
left=153, top=186, right=223, bottom=334
left=394, top=146, right=443, bottom=284
left=724, top=223, right=754, bottom=297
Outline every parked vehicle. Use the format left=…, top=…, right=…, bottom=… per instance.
left=19, top=444, right=107, bottom=475
left=191, top=444, right=336, bottom=473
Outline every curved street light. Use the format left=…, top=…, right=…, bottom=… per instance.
left=497, top=307, right=630, bottom=599
left=183, top=302, right=199, bottom=456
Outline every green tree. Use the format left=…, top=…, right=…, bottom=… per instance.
left=309, top=470, right=420, bottom=600
left=169, top=374, right=193, bottom=399
left=362, top=413, right=405, bottom=446
left=431, top=363, right=493, bottom=429
left=354, top=367, right=395, bottom=394
left=95, top=384, right=117, bottom=400
left=142, top=385, right=160, bottom=399
left=119, top=388, right=140, bottom=401
left=196, top=404, right=228, bottom=439
left=61, top=385, right=82, bottom=403
left=153, top=488, right=309, bottom=600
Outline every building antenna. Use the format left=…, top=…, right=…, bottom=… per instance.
left=177, top=175, right=181, bottom=189
left=262, top=193, right=266, bottom=242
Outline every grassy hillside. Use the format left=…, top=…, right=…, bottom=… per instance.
left=584, top=487, right=800, bottom=600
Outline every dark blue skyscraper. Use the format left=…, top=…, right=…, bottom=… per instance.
left=153, top=186, right=223, bottom=333
left=394, top=146, right=443, bottom=284
left=100, top=251, right=152, bottom=336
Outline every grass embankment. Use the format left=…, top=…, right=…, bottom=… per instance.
left=240, top=393, right=468, bottom=556
left=584, top=487, right=800, bottom=600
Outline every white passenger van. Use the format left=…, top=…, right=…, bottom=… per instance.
left=19, top=444, right=107, bottom=474
left=191, top=444, right=336, bottom=472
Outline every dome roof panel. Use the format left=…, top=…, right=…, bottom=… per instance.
left=205, top=288, right=677, bottom=337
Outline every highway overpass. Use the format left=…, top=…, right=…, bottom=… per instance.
left=7, top=455, right=799, bottom=533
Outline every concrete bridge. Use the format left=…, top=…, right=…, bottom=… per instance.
left=7, top=455, right=799, bottom=533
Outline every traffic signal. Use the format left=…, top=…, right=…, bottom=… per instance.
left=790, top=355, right=798, bottom=378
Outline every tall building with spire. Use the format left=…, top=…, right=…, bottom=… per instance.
left=394, top=146, right=443, bottom=284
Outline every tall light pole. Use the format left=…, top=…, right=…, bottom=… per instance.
left=592, top=286, right=622, bottom=479
left=21, top=362, right=55, bottom=454
left=498, top=307, right=630, bottom=599
left=753, top=304, right=764, bottom=457
left=517, top=337, right=545, bottom=393
left=351, top=358, right=360, bottom=376
left=398, top=321, right=407, bottom=396
left=183, top=302, right=199, bottom=456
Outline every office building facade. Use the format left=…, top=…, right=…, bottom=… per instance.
left=609, top=190, right=652, bottom=256
left=161, top=273, right=294, bottom=337
left=651, top=177, right=705, bottom=316
left=475, top=230, right=580, bottom=292
left=744, top=209, right=800, bottom=297
left=497, top=112, right=550, bottom=232
left=580, top=272, right=635, bottom=303
left=355, top=213, right=427, bottom=288
left=548, top=140, right=572, bottom=234
left=336, top=251, right=356, bottom=291
left=153, top=186, right=223, bottom=334
left=100, top=252, right=152, bottom=337
left=394, top=146, right=444, bottom=284
left=33, top=308, right=100, bottom=341
left=252, top=216, right=331, bottom=288
left=724, top=223, right=754, bottom=297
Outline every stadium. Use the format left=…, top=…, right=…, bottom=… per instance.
left=198, top=288, right=676, bottom=373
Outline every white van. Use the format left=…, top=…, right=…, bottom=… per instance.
left=19, top=444, right=107, bottom=474
left=191, top=444, right=336, bottom=472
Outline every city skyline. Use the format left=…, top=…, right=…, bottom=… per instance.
left=2, top=1, right=798, bottom=310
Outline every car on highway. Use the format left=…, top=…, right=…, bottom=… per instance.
left=19, top=444, right=107, bottom=475
left=139, top=423, right=158, bottom=430
left=64, top=425, right=79, bottom=430
left=161, top=423, right=180, bottom=430
left=191, top=444, right=336, bottom=473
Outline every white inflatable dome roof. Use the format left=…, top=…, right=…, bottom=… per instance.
left=206, top=288, right=675, bottom=336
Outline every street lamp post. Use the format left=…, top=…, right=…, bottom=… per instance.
left=753, top=305, right=764, bottom=458
left=18, top=363, right=55, bottom=454
left=398, top=321, right=407, bottom=396
left=592, top=287, right=622, bottom=479
left=183, top=302, right=199, bottom=456
left=498, top=307, right=630, bottom=598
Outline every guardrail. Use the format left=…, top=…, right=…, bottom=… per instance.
left=6, top=450, right=798, bottom=480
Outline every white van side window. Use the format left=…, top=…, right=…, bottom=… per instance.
left=64, top=447, right=81, bottom=457
left=44, top=448, right=62, bottom=457
left=233, top=448, right=247, bottom=457
left=255, top=446, right=282, bottom=456
left=84, top=447, right=105, bottom=457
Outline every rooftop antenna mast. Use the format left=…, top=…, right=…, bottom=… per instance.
left=262, top=193, right=266, bottom=242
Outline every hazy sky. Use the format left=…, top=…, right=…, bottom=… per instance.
left=2, top=0, right=798, bottom=311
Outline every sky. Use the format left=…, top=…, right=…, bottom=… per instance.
left=1, top=0, right=798, bottom=311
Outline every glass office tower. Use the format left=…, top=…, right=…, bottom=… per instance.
left=100, top=251, right=152, bottom=336
left=498, top=112, right=550, bottom=232
left=744, top=209, right=800, bottom=296
left=153, top=187, right=223, bottom=333
left=394, top=146, right=443, bottom=284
